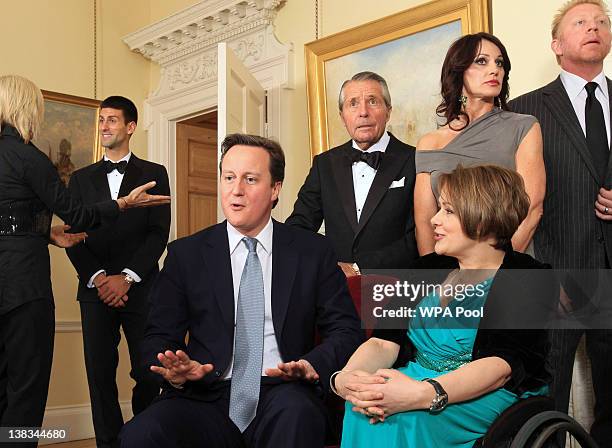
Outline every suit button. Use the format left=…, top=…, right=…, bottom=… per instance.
left=214, top=370, right=221, bottom=377
left=597, top=235, right=605, bottom=243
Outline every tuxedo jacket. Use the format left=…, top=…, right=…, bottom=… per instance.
left=510, top=77, right=612, bottom=269
left=66, top=155, right=171, bottom=302
left=286, top=133, right=418, bottom=269
left=142, top=220, right=364, bottom=397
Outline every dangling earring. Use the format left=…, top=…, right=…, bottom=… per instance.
left=459, top=94, right=467, bottom=108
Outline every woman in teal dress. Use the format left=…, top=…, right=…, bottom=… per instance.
left=334, top=165, right=552, bottom=447
left=414, top=33, right=545, bottom=256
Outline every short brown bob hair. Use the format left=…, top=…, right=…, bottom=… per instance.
left=437, top=165, right=529, bottom=250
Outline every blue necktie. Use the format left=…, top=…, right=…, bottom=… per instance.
left=228, top=237, right=265, bottom=432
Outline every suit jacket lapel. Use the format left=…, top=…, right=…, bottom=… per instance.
left=201, top=223, right=235, bottom=328
left=331, top=142, right=358, bottom=232
left=356, top=134, right=406, bottom=235
left=604, top=78, right=612, bottom=188
left=118, top=154, right=143, bottom=197
left=92, top=159, right=112, bottom=200
left=543, top=77, right=601, bottom=182
left=271, top=220, right=297, bottom=338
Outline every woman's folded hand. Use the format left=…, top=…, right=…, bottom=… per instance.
left=346, top=369, right=433, bottom=422
left=336, top=369, right=386, bottom=400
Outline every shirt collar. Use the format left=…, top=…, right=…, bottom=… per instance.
left=351, top=131, right=390, bottom=153
left=0, top=124, right=22, bottom=139
left=103, top=152, right=132, bottom=163
left=227, top=217, right=273, bottom=255
left=560, top=69, right=609, bottom=101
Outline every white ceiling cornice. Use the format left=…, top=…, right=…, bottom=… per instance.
left=123, top=0, right=286, bottom=65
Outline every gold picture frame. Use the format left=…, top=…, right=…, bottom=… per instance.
left=305, top=0, right=490, bottom=157
left=33, top=90, right=101, bottom=185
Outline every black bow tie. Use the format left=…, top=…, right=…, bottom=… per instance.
left=349, top=148, right=383, bottom=170
left=104, top=159, right=128, bottom=174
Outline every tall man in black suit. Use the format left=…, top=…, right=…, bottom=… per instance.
left=286, top=71, right=418, bottom=275
left=66, top=96, right=171, bottom=448
left=509, top=1, right=612, bottom=444
left=119, top=134, right=363, bottom=448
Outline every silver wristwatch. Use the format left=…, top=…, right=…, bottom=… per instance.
left=423, top=378, right=448, bottom=412
left=123, top=273, right=135, bottom=285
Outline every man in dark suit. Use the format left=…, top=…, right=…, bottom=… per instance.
left=119, top=133, right=363, bottom=448
left=66, top=96, right=171, bottom=448
left=509, top=1, right=612, bottom=444
left=286, top=71, right=417, bottom=275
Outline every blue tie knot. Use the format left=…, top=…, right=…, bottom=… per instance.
left=242, top=237, right=258, bottom=253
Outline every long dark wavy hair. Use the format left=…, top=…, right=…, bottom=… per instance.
left=436, top=32, right=511, bottom=131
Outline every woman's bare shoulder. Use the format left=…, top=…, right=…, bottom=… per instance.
left=416, top=127, right=452, bottom=150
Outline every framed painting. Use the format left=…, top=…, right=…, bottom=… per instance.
left=305, top=0, right=491, bottom=157
left=33, top=90, right=101, bottom=185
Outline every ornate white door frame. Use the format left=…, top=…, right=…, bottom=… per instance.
left=123, top=0, right=293, bottom=240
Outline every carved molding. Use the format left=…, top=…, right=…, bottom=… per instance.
left=154, top=28, right=284, bottom=96
left=124, top=0, right=286, bottom=65
left=123, top=0, right=292, bottom=97
left=164, top=50, right=218, bottom=92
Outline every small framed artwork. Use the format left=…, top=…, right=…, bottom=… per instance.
left=305, top=0, right=491, bottom=157
left=33, top=90, right=101, bottom=185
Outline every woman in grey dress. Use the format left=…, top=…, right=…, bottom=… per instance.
left=415, top=33, right=545, bottom=255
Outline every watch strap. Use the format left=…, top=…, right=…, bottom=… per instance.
left=423, top=378, right=445, bottom=395
left=422, top=377, right=448, bottom=412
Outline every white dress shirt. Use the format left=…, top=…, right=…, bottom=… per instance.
left=560, top=69, right=611, bottom=146
left=87, top=152, right=141, bottom=288
left=223, top=218, right=282, bottom=379
left=351, top=131, right=390, bottom=222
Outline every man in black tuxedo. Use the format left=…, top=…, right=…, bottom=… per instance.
left=286, top=71, right=418, bottom=275
left=509, top=1, right=612, bottom=444
left=119, top=133, right=363, bottom=448
left=66, top=96, right=170, bottom=448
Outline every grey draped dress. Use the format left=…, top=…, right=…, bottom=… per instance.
left=416, top=108, right=537, bottom=196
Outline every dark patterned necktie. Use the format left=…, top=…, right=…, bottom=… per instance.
left=349, top=148, right=383, bottom=170
left=228, top=237, right=264, bottom=432
left=585, top=82, right=609, bottom=181
left=104, top=159, right=128, bottom=174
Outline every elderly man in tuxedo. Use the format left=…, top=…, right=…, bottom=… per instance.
left=286, top=71, right=418, bottom=276
left=509, top=1, right=612, bottom=444
left=120, top=133, right=363, bottom=448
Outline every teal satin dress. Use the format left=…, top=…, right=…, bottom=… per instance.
left=340, top=278, right=546, bottom=448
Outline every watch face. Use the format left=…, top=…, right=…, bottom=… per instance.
left=431, top=393, right=449, bottom=412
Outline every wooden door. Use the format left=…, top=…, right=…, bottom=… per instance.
left=176, top=119, right=218, bottom=238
